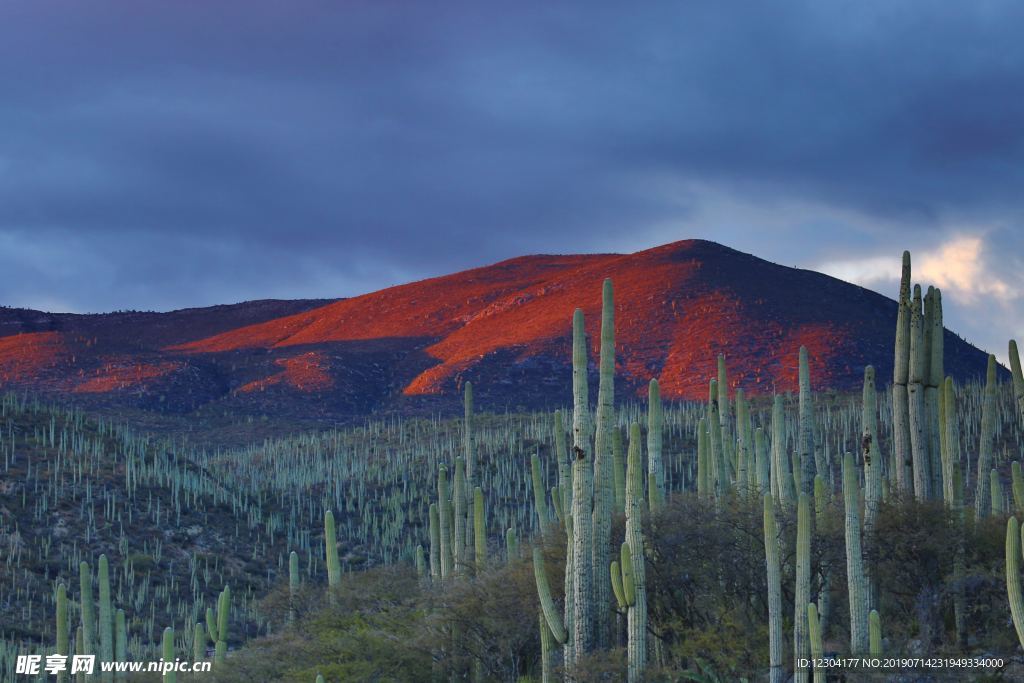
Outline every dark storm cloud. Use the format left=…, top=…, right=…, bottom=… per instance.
left=1, top=1, right=1022, bottom=314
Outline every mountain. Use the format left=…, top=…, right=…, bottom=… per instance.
left=0, top=240, right=994, bottom=419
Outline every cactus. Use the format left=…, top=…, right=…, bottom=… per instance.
left=798, top=346, right=814, bottom=495
left=316, top=675, right=325, bottom=683
left=717, top=354, right=734, bottom=476
left=217, top=586, right=230, bottom=654
left=926, top=288, right=945, bottom=497
left=861, top=365, right=880, bottom=613
left=862, top=367, right=881, bottom=529
left=708, top=386, right=725, bottom=497
left=463, top=381, right=475, bottom=512
left=843, top=453, right=869, bottom=654
left=289, top=551, right=300, bottom=623
left=991, top=470, right=1005, bottom=515
left=763, top=494, right=784, bottom=683
left=942, top=378, right=963, bottom=510
left=570, top=307, right=594, bottom=658
left=56, top=582, right=69, bottom=683
left=98, top=554, right=113, bottom=681
left=624, top=422, right=647, bottom=683
left=735, top=388, right=751, bottom=492
left=892, top=250, right=913, bottom=494
left=205, top=608, right=217, bottom=645
left=533, top=546, right=568, bottom=645
left=813, top=475, right=831, bottom=637
left=429, top=504, right=441, bottom=579
left=869, top=609, right=882, bottom=658
left=193, top=623, right=205, bottom=663
left=807, top=603, right=824, bottom=683
left=613, top=426, right=626, bottom=511
left=755, top=428, right=770, bottom=496
left=794, top=492, right=811, bottom=682
left=976, top=355, right=998, bottom=517
left=453, top=457, right=467, bottom=574
left=1006, top=516, right=1024, bottom=649
left=554, top=410, right=572, bottom=525
left=162, top=626, right=175, bottom=683
left=506, top=527, right=518, bottom=562
left=1011, top=339, right=1024, bottom=421
left=539, top=610, right=553, bottom=683
left=414, top=545, right=426, bottom=579
left=531, top=453, right=547, bottom=536
left=438, top=466, right=452, bottom=579
left=696, top=418, right=709, bottom=499
left=324, top=510, right=341, bottom=590
left=772, top=396, right=794, bottom=506
left=647, top=378, right=665, bottom=510
left=474, top=487, right=486, bottom=570
left=908, top=285, right=931, bottom=499
left=1013, top=462, right=1024, bottom=515
left=79, top=561, right=95, bottom=657
left=75, top=626, right=83, bottom=682
left=592, top=279, right=616, bottom=648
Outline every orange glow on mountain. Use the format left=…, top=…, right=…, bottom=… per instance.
left=236, top=352, right=333, bottom=393
left=73, top=360, right=182, bottom=393
left=0, top=332, right=68, bottom=382
left=167, top=241, right=872, bottom=400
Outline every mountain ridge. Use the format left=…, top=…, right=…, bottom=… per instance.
left=0, top=240, right=995, bottom=418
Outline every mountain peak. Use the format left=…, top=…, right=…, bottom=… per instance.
left=0, top=241, right=992, bottom=418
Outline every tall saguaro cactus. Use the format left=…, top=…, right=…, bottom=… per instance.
left=429, top=503, right=441, bottom=579
left=647, top=378, right=665, bottom=510
left=474, top=487, right=486, bottom=571
left=98, top=554, right=114, bottom=682
left=162, top=627, right=175, bottom=683
left=438, top=466, right=453, bottom=579
left=892, top=250, right=913, bottom=494
left=79, top=561, right=95, bottom=658
left=453, top=457, right=467, bottom=574
left=56, top=582, right=69, bottom=683
left=772, top=396, right=794, bottom=506
left=324, top=510, right=341, bottom=592
left=926, top=288, right=945, bottom=496
left=763, top=494, right=784, bottom=683
left=624, top=422, right=647, bottom=683
left=717, top=355, right=733, bottom=477
left=843, top=453, right=869, bottom=654
left=908, top=285, right=931, bottom=499
left=463, top=382, right=476, bottom=565
left=798, top=346, right=815, bottom=495
left=592, top=279, right=615, bottom=648
left=289, top=551, right=300, bottom=624
left=1010, top=340, right=1024, bottom=422
left=570, top=307, right=594, bottom=659
left=1005, top=516, right=1024, bottom=649
left=794, top=493, right=811, bottom=683
left=976, top=355, right=998, bottom=517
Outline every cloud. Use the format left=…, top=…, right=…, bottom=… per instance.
left=816, top=230, right=1024, bottom=361
left=0, top=0, right=1021, bottom=353
left=917, top=236, right=1015, bottom=303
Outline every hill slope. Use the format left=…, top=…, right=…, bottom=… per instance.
left=0, top=240, right=993, bottom=418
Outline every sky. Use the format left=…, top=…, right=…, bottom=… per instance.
left=0, top=1, right=1022, bottom=360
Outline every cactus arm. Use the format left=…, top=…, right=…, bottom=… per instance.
left=532, top=546, right=568, bottom=645
left=869, top=610, right=882, bottom=658
left=1007, top=516, right=1024, bottom=649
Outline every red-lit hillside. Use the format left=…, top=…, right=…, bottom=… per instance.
left=0, top=240, right=995, bottom=417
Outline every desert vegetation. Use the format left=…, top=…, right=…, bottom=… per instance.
left=3, top=251, right=1024, bottom=681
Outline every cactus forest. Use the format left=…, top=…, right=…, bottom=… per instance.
left=2, top=250, right=1024, bottom=681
